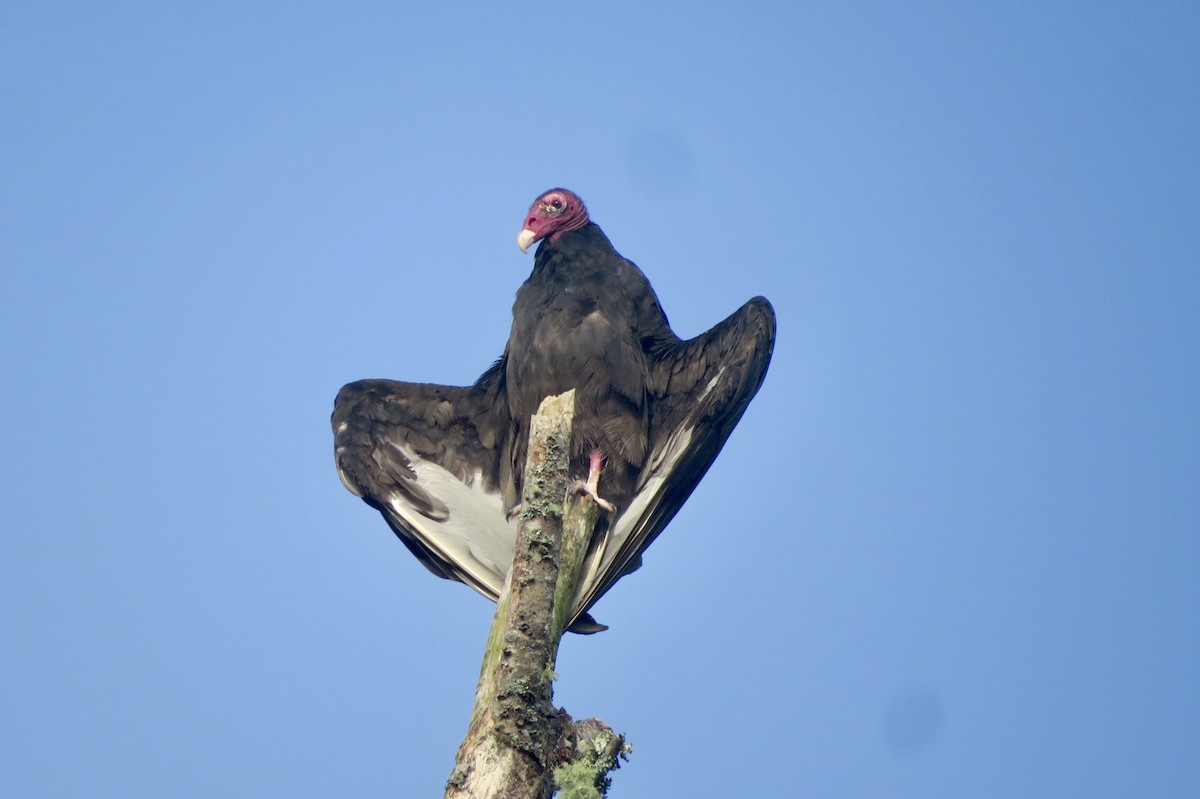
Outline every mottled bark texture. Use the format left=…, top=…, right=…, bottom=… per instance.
left=445, top=391, right=628, bottom=799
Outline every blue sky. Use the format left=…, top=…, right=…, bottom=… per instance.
left=3, top=2, right=1197, bottom=797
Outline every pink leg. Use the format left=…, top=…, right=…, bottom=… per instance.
left=572, top=448, right=616, bottom=513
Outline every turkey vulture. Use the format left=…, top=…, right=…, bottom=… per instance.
left=333, top=188, right=775, bottom=633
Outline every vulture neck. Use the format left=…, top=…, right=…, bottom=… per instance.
left=534, top=223, right=615, bottom=275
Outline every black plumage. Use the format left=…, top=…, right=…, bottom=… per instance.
left=333, top=189, right=775, bottom=632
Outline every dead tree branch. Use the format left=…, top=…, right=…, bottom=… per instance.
left=444, top=390, right=628, bottom=799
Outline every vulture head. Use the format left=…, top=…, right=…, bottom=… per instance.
left=517, top=188, right=590, bottom=253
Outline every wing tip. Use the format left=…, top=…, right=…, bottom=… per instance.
left=567, top=612, right=609, bottom=635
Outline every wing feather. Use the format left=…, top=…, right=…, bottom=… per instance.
left=571, top=296, right=776, bottom=617
left=332, top=371, right=516, bottom=599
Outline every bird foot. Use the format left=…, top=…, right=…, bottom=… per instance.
left=506, top=503, right=523, bottom=522
left=571, top=479, right=616, bottom=513
left=575, top=448, right=617, bottom=512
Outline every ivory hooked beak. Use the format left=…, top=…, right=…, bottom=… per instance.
left=517, top=228, right=537, bottom=254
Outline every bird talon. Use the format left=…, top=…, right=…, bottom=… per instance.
left=571, top=479, right=616, bottom=513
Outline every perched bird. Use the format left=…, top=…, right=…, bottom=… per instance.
left=333, top=188, right=775, bottom=633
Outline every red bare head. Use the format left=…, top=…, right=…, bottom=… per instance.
left=517, top=188, right=590, bottom=253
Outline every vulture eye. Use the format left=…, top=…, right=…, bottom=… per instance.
left=542, top=197, right=565, bottom=214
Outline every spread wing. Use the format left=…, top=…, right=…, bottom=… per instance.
left=331, top=363, right=518, bottom=600
left=571, top=296, right=777, bottom=618
left=332, top=297, right=775, bottom=632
